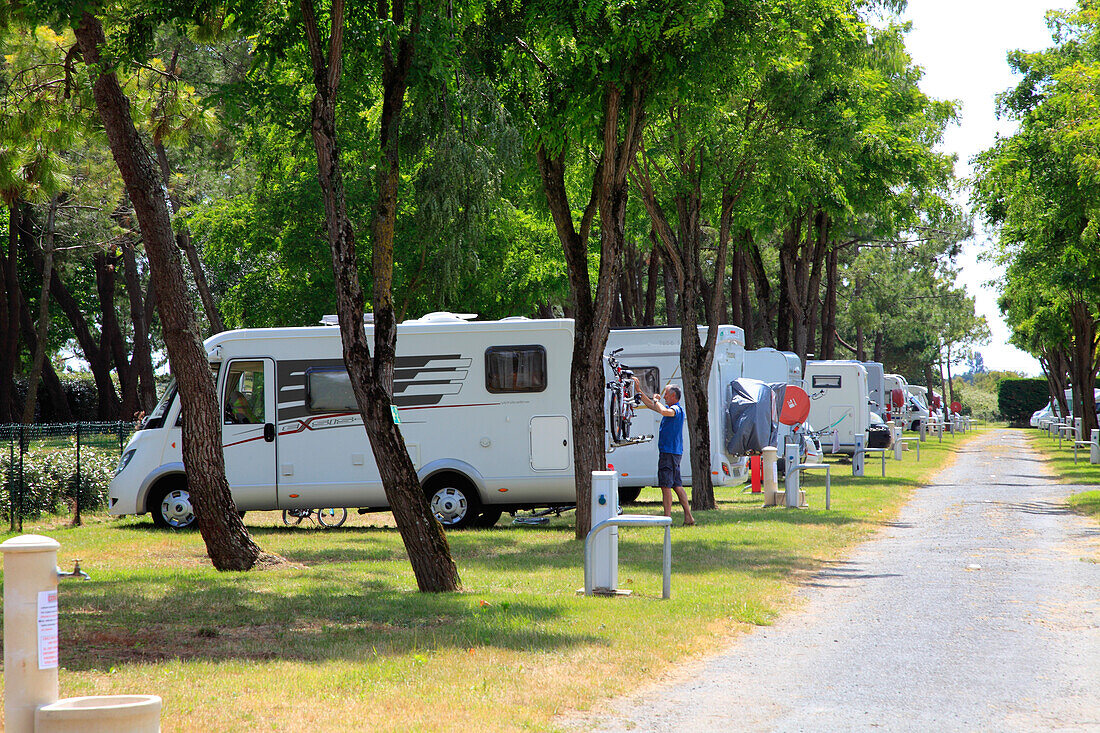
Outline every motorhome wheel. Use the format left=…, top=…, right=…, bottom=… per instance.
left=426, top=479, right=481, bottom=529
left=618, top=486, right=642, bottom=505
left=150, top=484, right=196, bottom=529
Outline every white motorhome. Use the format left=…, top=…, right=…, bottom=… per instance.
left=743, top=347, right=804, bottom=450
left=603, top=325, right=746, bottom=499
left=862, top=362, right=885, bottom=417
left=804, top=360, right=870, bottom=453
left=110, top=314, right=578, bottom=530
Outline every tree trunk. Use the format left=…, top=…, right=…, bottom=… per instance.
left=642, top=245, right=658, bottom=327
left=0, top=202, right=22, bottom=423
left=300, top=0, right=460, bottom=590
left=821, top=246, right=838, bottom=360
left=76, top=11, right=263, bottom=571
left=96, top=248, right=138, bottom=417
left=120, top=238, right=158, bottom=413
left=154, top=142, right=226, bottom=335
left=17, top=283, right=72, bottom=422
left=21, top=197, right=59, bottom=424
left=945, top=343, right=955, bottom=408
left=1068, top=299, right=1099, bottom=435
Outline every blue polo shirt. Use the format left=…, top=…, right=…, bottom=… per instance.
left=658, top=402, right=685, bottom=455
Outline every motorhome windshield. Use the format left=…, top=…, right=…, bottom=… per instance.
left=144, top=378, right=177, bottom=429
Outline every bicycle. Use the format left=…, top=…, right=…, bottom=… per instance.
left=605, top=349, right=652, bottom=449
left=281, top=507, right=348, bottom=528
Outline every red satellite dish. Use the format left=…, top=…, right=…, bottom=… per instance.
left=891, top=388, right=905, bottom=408
left=778, top=385, right=811, bottom=426
left=932, top=394, right=943, bottom=410
left=950, top=401, right=962, bottom=414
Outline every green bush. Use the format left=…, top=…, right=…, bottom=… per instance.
left=997, top=378, right=1049, bottom=425
left=1, top=445, right=116, bottom=520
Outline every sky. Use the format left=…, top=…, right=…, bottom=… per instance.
left=900, top=1, right=1072, bottom=377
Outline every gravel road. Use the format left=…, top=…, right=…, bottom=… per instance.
left=566, top=429, right=1100, bottom=732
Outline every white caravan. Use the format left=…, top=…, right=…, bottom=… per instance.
left=804, top=360, right=870, bottom=453
left=109, top=314, right=577, bottom=530
left=602, top=326, right=746, bottom=499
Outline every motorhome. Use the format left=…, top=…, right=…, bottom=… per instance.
left=907, top=385, right=933, bottom=428
left=862, top=362, right=886, bottom=417
left=884, top=373, right=929, bottom=429
left=743, top=347, right=804, bottom=450
left=110, top=313, right=578, bottom=530
left=603, top=325, right=746, bottom=499
left=804, top=360, right=870, bottom=453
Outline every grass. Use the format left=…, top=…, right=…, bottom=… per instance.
left=1, top=429, right=983, bottom=732
left=1023, top=428, right=1100, bottom=523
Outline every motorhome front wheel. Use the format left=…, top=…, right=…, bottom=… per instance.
left=151, top=485, right=196, bottom=529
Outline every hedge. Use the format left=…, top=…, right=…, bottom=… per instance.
left=997, top=378, right=1050, bottom=425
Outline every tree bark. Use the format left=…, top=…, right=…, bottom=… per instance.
left=821, top=246, right=838, bottom=360
left=21, top=197, right=59, bottom=424
left=300, top=0, right=460, bottom=590
left=76, top=11, right=263, bottom=571
left=642, top=245, right=659, bottom=327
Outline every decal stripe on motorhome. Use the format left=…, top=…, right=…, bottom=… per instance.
left=275, top=355, right=472, bottom=422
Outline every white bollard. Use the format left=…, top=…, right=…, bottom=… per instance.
left=762, top=446, right=779, bottom=506
left=784, top=439, right=800, bottom=509
left=919, top=420, right=927, bottom=442
left=894, top=421, right=904, bottom=460
left=589, top=471, right=619, bottom=593
left=1091, top=429, right=1100, bottom=465
left=853, top=433, right=865, bottom=477
left=2, top=534, right=62, bottom=733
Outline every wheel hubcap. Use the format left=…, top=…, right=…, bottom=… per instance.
left=430, top=487, right=468, bottom=525
left=161, top=489, right=194, bottom=528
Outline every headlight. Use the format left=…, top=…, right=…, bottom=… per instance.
left=116, top=449, right=136, bottom=476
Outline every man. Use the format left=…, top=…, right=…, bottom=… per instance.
left=634, top=379, right=695, bottom=526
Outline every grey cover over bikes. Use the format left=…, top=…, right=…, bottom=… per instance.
left=724, top=378, right=780, bottom=455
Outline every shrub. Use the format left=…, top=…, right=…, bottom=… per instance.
left=1, top=444, right=116, bottom=520
left=997, top=378, right=1049, bottom=425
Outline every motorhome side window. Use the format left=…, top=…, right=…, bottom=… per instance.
left=628, top=366, right=660, bottom=397
left=485, top=346, right=547, bottom=393
left=306, top=368, right=358, bottom=412
left=812, top=375, right=842, bottom=389
left=223, top=361, right=266, bottom=424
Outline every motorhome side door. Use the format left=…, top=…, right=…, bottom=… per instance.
left=530, top=416, right=570, bottom=470
left=221, top=358, right=278, bottom=509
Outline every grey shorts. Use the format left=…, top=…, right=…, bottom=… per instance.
left=657, top=452, right=683, bottom=488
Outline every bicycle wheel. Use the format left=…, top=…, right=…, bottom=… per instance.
left=609, top=391, right=627, bottom=443
left=282, top=509, right=304, bottom=526
left=317, top=508, right=347, bottom=528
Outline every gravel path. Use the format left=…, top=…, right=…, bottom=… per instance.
left=566, top=429, right=1100, bottom=732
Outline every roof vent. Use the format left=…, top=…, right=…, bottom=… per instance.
left=319, top=313, right=374, bottom=326
left=404, top=312, right=478, bottom=324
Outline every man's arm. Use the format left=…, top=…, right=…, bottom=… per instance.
left=634, top=378, right=675, bottom=416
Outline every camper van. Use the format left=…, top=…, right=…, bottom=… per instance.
left=603, top=325, right=746, bottom=499
left=883, top=373, right=928, bottom=429
left=804, top=360, right=870, bottom=453
left=743, top=347, right=805, bottom=450
left=862, top=362, right=885, bottom=417
left=110, top=314, right=578, bottom=530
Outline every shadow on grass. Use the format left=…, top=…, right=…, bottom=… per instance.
left=55, top=573, right=600, bottom=672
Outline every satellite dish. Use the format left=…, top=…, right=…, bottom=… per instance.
left=932, top=394, right=942, bottom=410
left=891, top=388, right=905, bottom=408
left=778, top=385, right=811, bottom=426
left=950, top=401, right=962, bottom=414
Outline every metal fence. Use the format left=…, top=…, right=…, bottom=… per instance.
left=1, top=422, right=136, bottom=531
